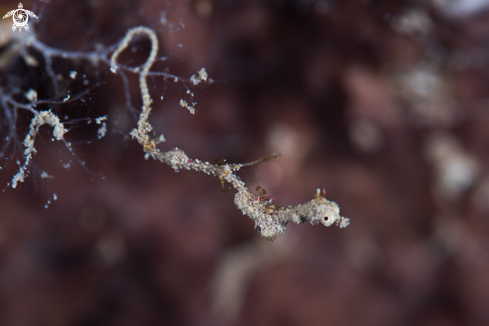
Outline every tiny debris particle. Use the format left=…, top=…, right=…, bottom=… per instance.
left=24, top=89, right=37, bottom=102
left=63, top=95, right=70, bottom=102
left=179, top=99, right=196, bottom=115
left=69, top=71, right=77, bottom=79
left=198, top=67, right=208, bottom=81
left=96, top=116, right=108, bottom=124
left=53, top=193, right=57, bottom=200
left=190, top=67, right=209, bottom=85
left=97, top=122, right=107, bottom=139
left=23, top=53, right=39, bottom=67
left=83, top=79, right=90, bottom=86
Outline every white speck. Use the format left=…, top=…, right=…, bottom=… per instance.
left=69, top=71, right=78, bottom=79
left=189, top=68, right=208, bottom=85
left=53, top=193, right=57, bottom=200
left=97, top=122, right=107, bottom=139
left=63, top=95, right=70, bottom=102
left=96, top=116, right=107, bottom=124
left=179, top=99, right=196, bottom=115
left=198, top=67, right=208, bottom=82
left=24, top=89, right=37, bottom=102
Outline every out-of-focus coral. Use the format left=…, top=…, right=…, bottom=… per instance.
left=349, top=119, right=384, bottom=152
left=425, top=132, right=479, bottom=202
left=391, top=10, right=433, bottom=36
left=396, top=65, right=461, bottom=127
left=210, top=237, right=292, bottom=322
left=432, top=0, right=489, bottom=17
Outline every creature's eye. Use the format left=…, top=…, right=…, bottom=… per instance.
left=323, top=216, right=329, bottom=222
left=255, top=225, right=262, bottom=232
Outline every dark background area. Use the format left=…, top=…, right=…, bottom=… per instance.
left=1, top=0, right=489, bottom=325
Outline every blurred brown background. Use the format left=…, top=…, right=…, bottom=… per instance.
left=1, top=0, right=489, bottom=325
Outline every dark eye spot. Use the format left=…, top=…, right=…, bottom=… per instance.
left=255, top=226, right=262, bottom=232
left=323, top=216, right=329, bottom=221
